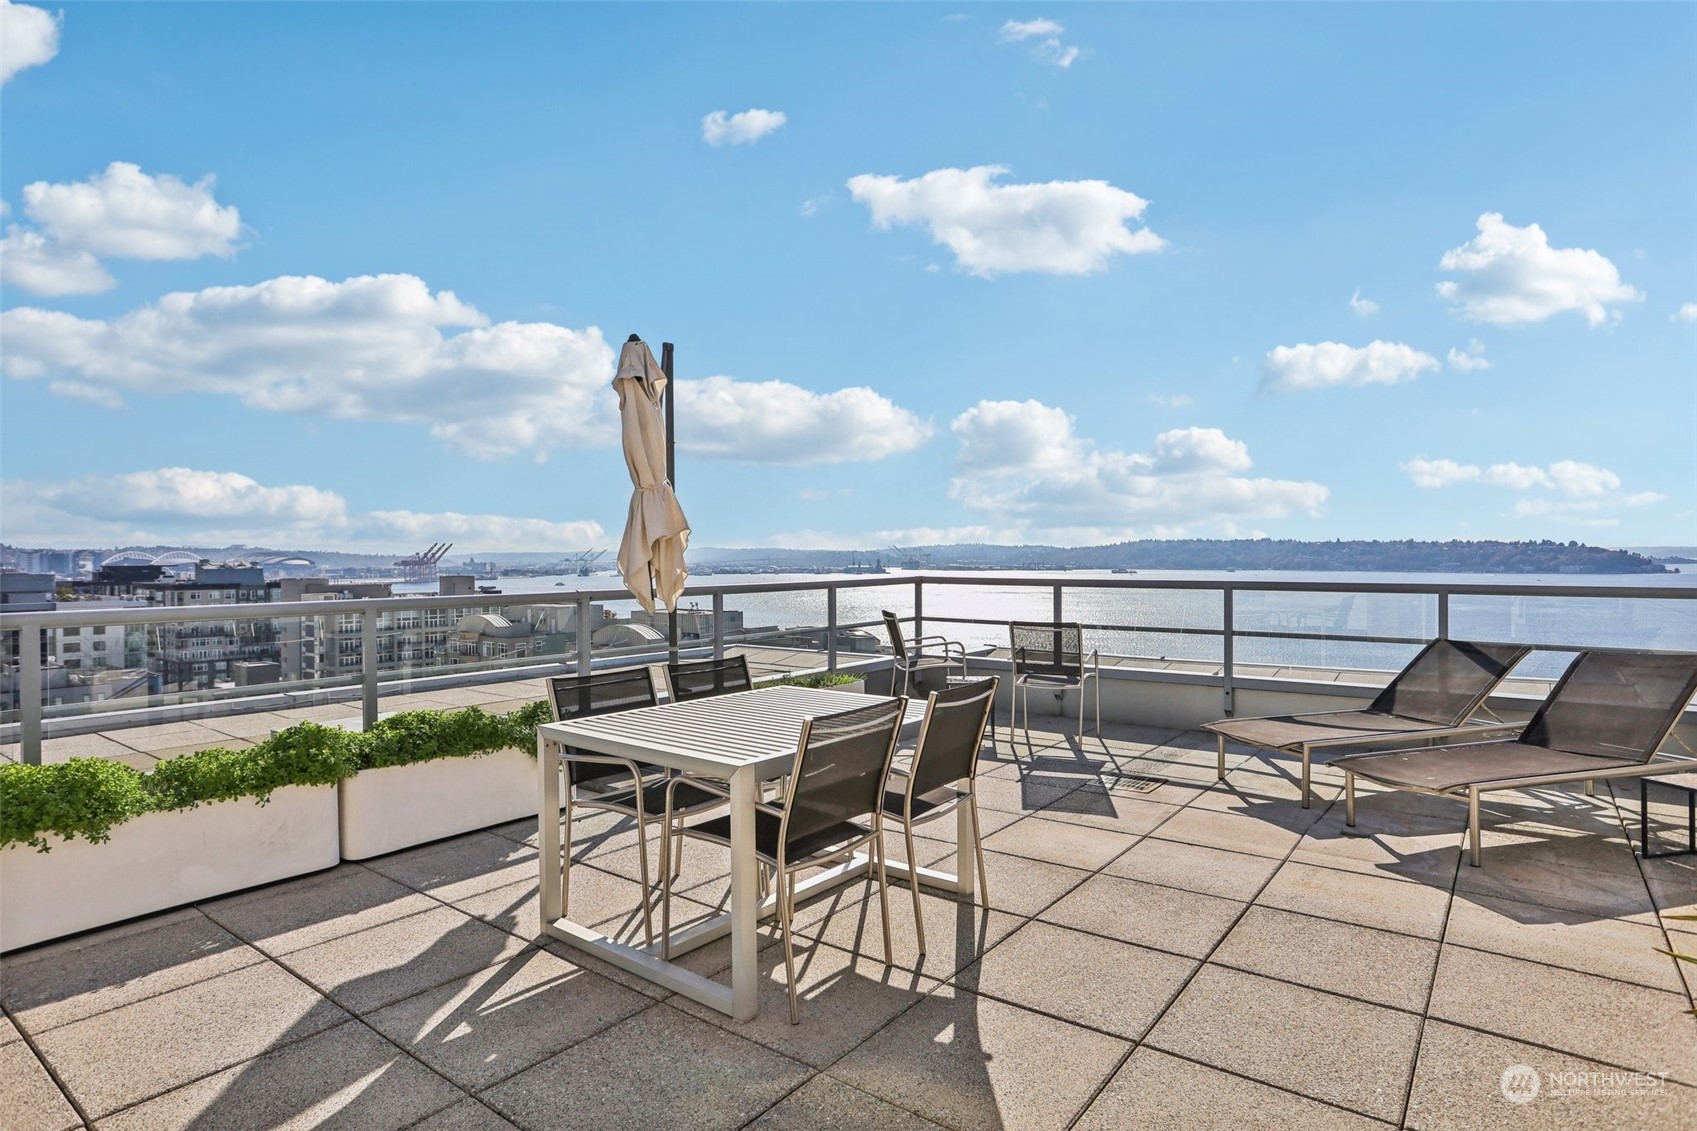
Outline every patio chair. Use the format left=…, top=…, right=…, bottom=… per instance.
left=883, top=610, right=966, bottom=697
left=666, top=654, right=754, bottom=702
left=548, top=667, right=726, bottom=946
left=883, top=676, right=998, bottom=955
left=1009, top=621, right=1100, bottom=742
left=1334, top=649, right=1697, bottom=866
left=661, top=696, right=907, bottom=1023
left=1201, top=638, right=1532, bottom=808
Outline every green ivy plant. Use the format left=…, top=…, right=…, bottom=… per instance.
left=770, top=672, right=864, bottom=689
left=0, top=758, right=153, bottom=852
left=0, top=700, right=550, bottom=852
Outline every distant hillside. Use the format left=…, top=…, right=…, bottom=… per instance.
left=695, top=539, right=1670, bottom=574
left=1065, top=539, right=1669, bottom=574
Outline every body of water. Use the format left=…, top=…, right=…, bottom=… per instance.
left=436, top=567, right=1697, bottom=680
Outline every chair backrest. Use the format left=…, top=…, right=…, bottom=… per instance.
left=548, top=666, right=658, bottom=785
left=779, top=697, right=905, bottom=861
left=881, top=610, right=908, bottom=660
left=1519, top=650, right=1697, bottom=762
left=1010, top=621, right=1084, bottom=679
left=1368, top=639, right=1533, bottom=725
left=667, top=654, right=753, bottom=702
left=908, top=677, right=998, bottom=799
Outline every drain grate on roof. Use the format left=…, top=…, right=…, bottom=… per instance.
left=1114, top=774, right=1167, bottom=793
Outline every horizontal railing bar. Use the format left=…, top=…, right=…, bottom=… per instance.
left=3, top=573, right=1690, bottom=630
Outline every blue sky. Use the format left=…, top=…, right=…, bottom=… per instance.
left=1, top=2, right=1692, bottom=555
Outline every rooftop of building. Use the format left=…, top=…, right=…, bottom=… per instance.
left=2, top=674, right=1694, bottom=1130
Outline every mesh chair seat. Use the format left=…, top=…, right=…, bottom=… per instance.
left=1009, top=621, right=1099, bottom=740
left=682, top=809, right=876, bottom=866
left=882, top=783, right=968, bottom=824
left=1207, top=710, right=1464, bottom=753
left=590, top=777, right=728, bottom=820
left=1336, top=741, right=1640, bottom=794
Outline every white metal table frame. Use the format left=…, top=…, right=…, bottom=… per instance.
left=537, top=684, right=955, bottom=1021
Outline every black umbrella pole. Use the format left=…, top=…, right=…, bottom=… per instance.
left=662, top=342, right=679, bottom=665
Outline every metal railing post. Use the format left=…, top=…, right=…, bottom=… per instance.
left=576, top=597, right=592, bottom=673
left=826, top=585, right=839, bottom=672
left=1221, top=586, right=1235, bottom=717
left=1052, top=583, right=1064, bottom=625
left=361, top=608, right=378, bottom=729
left=713, top=592, right=725, bottom=661
left=914, top=579, right=924, bottom=640
left=19, top=622, right=42, bottom=764
left=1437, top=590, right=1450, bottom=642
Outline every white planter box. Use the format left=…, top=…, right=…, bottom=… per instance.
left=1, top=784, right=339, bottom=953
left=338, top=747, right=538, bottom=861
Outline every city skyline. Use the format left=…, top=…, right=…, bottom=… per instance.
left=2, top=2, right=1693, bottom=554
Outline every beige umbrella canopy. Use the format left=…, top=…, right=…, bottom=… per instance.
left=613, top=336, right=690, bottom=613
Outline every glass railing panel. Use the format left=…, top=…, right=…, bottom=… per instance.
left=1065, top=583, right=1225, bottom=666
left=1449, top=593, right=1697, bottom=679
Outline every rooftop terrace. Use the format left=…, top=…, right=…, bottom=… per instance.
left=4, top=697, right=1694, bottom=1130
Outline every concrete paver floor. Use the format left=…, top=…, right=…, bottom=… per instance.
left=3, top=718, right=1695, bottom=1130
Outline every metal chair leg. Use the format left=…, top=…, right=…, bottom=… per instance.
left=1300, top=744, right=1312, bottom=809
left=781, top=869, right=800, bottom=1025
left=1216, top=734, right=1226, bottom=781
left=904, top=822, right=926, bottom=955
left=1468, top=786, right=1482, bottom=867
left=1345, top=771, right=1356, bottom=826
left=631, top=791, right=656, bottom=947
left=874, top=833, right=894, bottom=966
left=969, top=796, right=990, bottom=910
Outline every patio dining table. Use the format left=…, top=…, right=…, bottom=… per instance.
left=537, top=684, right=950, bottom=1021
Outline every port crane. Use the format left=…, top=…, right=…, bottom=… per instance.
left=394, top=542, right=452, bottom=582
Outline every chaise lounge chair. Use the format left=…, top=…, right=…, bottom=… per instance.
left=1202, top=639, right=1533, bottom=808
left=1334, top=649, right=1697, bottom=866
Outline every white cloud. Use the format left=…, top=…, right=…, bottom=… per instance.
left=1146, top=393, right=1193, bottom=408
left=0, top=1, right=59, bottom=84
left=47, top=379, right=123, bottom=409
left=847, top=165, right=1163, bottom=277
left=677, top=377, right=932, bottom=464
left=1401, top=455, right=1653, bottom=525
left=947, top=400, right=1327, bottom=540
left=0, top=468, right=606, bottom=551
left=0, top=273, right=621, bottom=458
left=1348, top=289, right=1379, bottom=317
left=0, top=225, right=115, bottom=294
left=998, top=18, right=1064, bottom=41
left=701, top=108, right=787, bottom=147
left=1403, top=456, right=1625, bottom=498
left=997, top=18, right=1080, bottom=67
left=1, top=162, right=243, bottom=295
left=1436, top=213, right=1642, bottom=326
left=1401, top=457, right=1479, bottom=489
left=1446, top=340, right=1491, bottom=371
left=22, top=162, right=242, bottom=259
left=1262, top=341, right=1440, bottom=392
left=1675, top=302, right=1697, bottom=323
left=2, top=271, right=933, bottom=466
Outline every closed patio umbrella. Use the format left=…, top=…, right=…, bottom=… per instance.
left=613, top=335, right=690, bottom=613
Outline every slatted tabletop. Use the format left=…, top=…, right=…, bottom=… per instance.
left=537, top=685, right=927, bottom=778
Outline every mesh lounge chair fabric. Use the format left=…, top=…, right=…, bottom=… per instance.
left=1336, top=649, right=1697, bottom=866
left=882, top=677, right=997, bottom=955
left=1009, top=621, right=1100, bottom=740
left=666, top=654, right=753, bottom=702
left=1201, top=638, right=1532, bottom=807
left=663, top=696, right=906, bottom=1023
left=546, top=666, right=725, bottom=945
